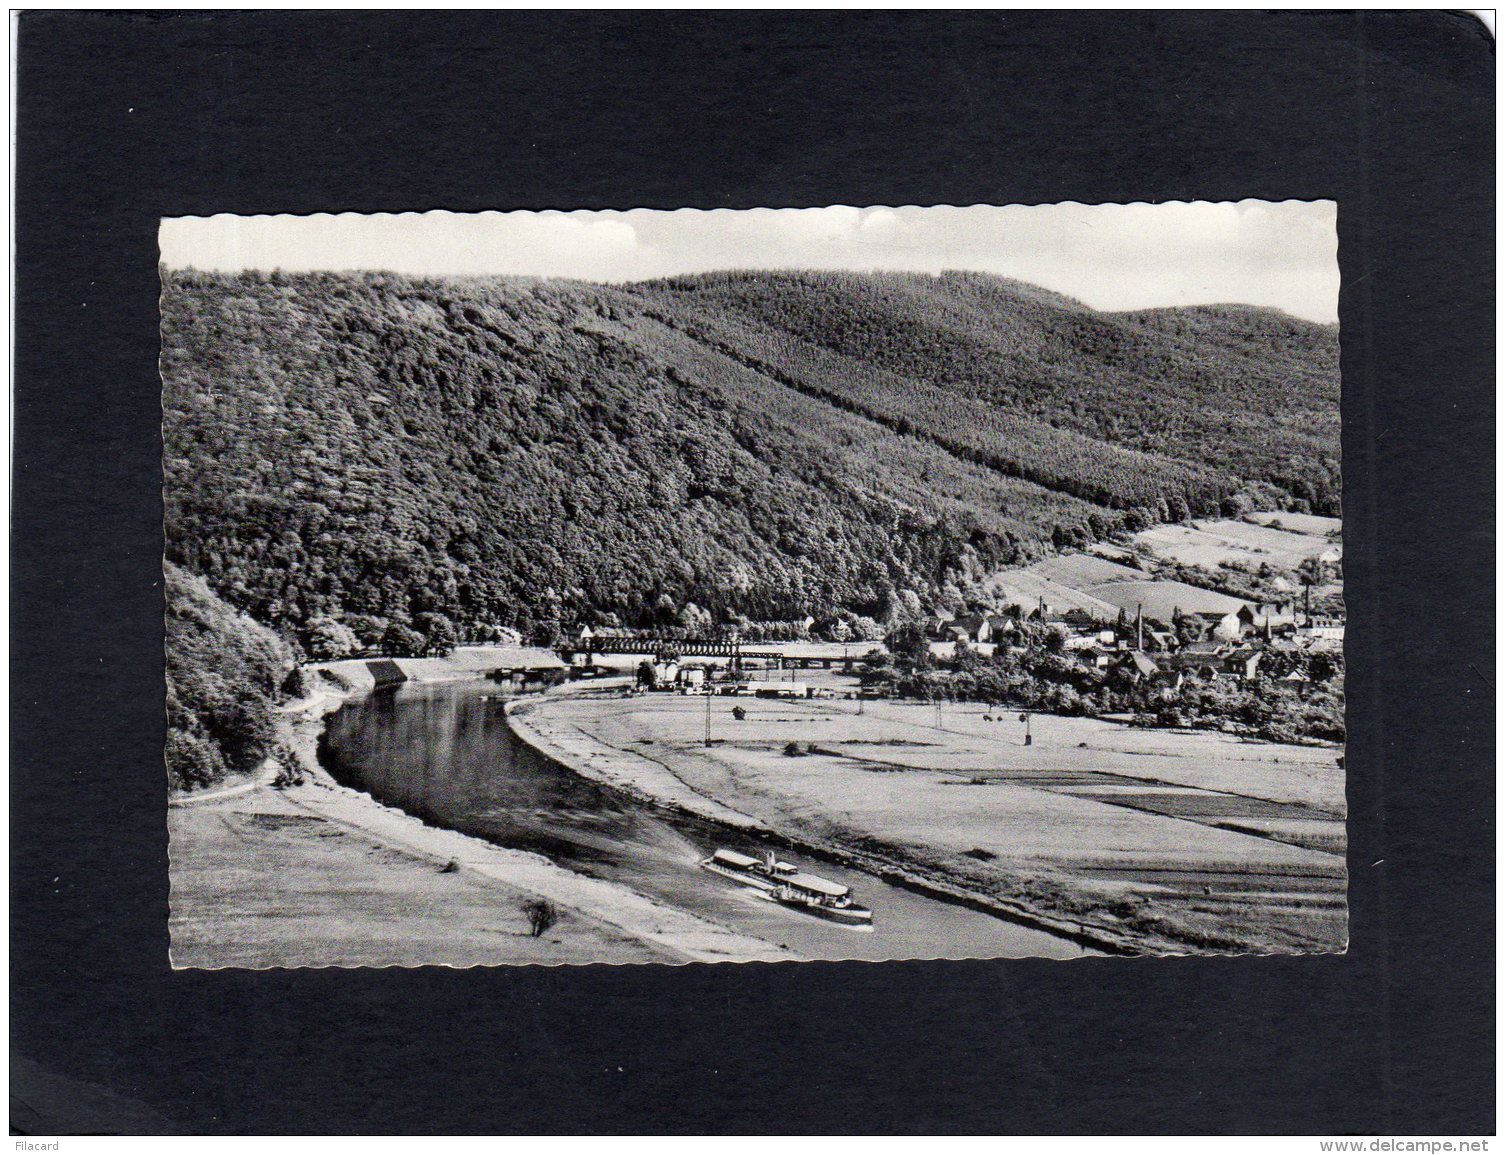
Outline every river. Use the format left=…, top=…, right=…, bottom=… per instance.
left=321, top=679, right=1090, bottom=962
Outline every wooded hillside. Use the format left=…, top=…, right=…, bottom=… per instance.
left=161, top=268, right=1339, bottom=651
left=165, top=562, right=290, bottom=790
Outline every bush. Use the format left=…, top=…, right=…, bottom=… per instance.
left=271, top=742, right=305, bottom=789
left=521, top=899, right=559, bottom=937
left=281, top=665, right=313, bottom=700
left=382, top=622, right=427, bottom=657
left=319, top=667, right=354, bottom=691
left=302, top=616, right=360, bottom=661
left=165, top=728, right=226, bottom=792
left=415, top=611, right=459, bottom=656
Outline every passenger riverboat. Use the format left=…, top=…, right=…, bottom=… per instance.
left=700, top=848, right=874, bottom=926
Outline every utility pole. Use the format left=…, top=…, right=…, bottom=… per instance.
left=704, top=684, right=713, bottom=747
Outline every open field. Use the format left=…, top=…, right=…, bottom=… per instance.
left=513, top=691, right=1347, bottom=955
left=1243, top=511, right=1343, bottom=537
left=1086, top=578, right=1251, bottom=620
left=979, top=569, right=1124, bottom=618
left=1026, top=552, right=1148, bottom=588
left=1126, top=518, right=1340, bottom=570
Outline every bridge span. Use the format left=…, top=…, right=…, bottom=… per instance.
left=576, top=635, right=868, bottom=669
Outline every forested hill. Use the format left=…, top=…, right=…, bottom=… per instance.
left=161, top=267, right=1340, bottom=652
left=629, top=272, right=1340, bottom=511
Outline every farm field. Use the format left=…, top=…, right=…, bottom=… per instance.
left=973, top=510, right=1341, bottom=623
left=1243, top=511, right=1342, bottom=537
left=518, top=691, right=1347, bottom=954
left=1125, top=518, right=1340, bottom=570
left=979, top=569, right=1124, bottom=618
left=1026, top=552, right=1148, bottom=588
left=1085, top=578, right=1250, bottom=621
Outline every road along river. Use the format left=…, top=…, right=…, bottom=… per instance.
left=320, top=679, right=1091, bottom=962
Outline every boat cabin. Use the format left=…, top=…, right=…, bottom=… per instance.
left=711, top=849, right=760, bottom=870
left=783, top=872, right=849, bottom=899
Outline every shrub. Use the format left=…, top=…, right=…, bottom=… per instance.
left=281, top=665, right=313, bottom=700
left=381, top=622, right=427, bottom=657
left=521, top=899, right=559, bottom=937
left=271, top=742, right=305, bottom=789
left=165, top=729, right=226, bottom=792
left=319, top=667, right=354, bottom=691
left=302, top=616, right=360, bottom=661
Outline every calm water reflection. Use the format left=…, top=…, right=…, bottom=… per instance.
left=322, top=680, right=1087, bottom=962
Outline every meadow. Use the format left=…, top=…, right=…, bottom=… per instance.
left=519, top=690, right=1347, bottom=954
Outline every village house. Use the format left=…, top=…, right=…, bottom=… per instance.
left=945, top=613, right=992, bottom=644
left=986, top=614, right=1020, bottom=640
left=1120, top=650, right=1162, bottom=682
left=1153, top=669, right=1186, bottom=695
left=1220, top=647, right=1263, bottom=681
left=1165, top=640, right=1226, bottom=679
left=1298, top=615, right=1345, bottom=641
left=641, top=658, right=679, bottom=686
left=1115, top=650, right=1184, bottom=697
left=1237, top=601, right=1296, bottom=632
left=924, top=615, right=955, bottom=640
left=1074, top=643, right=1115, bottom=670
left=1192, top=609, right=1247, bottom=642
left=1058, top=608, right=1100, bottom=632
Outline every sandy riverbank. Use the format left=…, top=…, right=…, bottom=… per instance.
left=168, top=657, right=796, bottom=968
left=507, top=689, right=1347, bottom=956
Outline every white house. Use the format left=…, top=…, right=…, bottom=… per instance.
left=1298, top=617, right=1345, bottom=641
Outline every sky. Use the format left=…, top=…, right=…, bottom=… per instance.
left=160, top=200, right=1339, bottom=323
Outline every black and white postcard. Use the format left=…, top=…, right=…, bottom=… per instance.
left=162, top=202, right=1345, bottom=968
